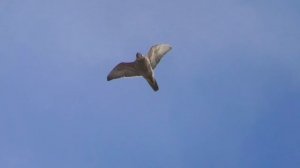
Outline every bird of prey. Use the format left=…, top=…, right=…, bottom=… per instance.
left=107, top=44, right=172, bottom=91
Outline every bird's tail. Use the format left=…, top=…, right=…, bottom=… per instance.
left=145, top=77, right=159, bottom=91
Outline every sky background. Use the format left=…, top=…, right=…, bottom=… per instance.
left=1, top=0, right=300, bottom=167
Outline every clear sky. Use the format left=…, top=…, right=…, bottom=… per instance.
left=1, top=0, right=299, bottom=167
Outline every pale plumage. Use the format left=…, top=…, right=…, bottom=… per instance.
left=107, top=44, right=172, bottom=91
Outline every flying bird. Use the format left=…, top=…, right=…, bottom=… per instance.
left=107, top=44, right=172, bottom=91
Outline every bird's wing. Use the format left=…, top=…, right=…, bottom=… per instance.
left=147, top=44, right=172, bottom=69
left=107, top=61, right=141, bottom=81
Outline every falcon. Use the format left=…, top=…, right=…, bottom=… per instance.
left=107, top=44, right=172, bottom=91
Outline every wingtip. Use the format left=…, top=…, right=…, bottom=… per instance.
left=162, top=43, right=172, bottom=48
left=167, top=44, right=172, bottom=51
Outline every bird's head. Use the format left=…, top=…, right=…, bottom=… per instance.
left=136, top=52, right=143, bottom=59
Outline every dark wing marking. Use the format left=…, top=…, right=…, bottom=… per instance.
left=147, top=44, right=172, bottom=69
left=107, top=61, right=140, bottom=81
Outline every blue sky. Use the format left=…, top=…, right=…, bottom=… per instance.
left=1, top=0, right=299, bottom=167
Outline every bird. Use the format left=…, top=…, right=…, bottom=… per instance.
left=107, top=44, right=172, bottom=91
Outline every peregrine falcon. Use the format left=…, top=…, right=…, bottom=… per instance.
left=107, top=44, right=172, bottom=91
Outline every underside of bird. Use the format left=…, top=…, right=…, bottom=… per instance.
left=107, top=44, right=172, bottom=91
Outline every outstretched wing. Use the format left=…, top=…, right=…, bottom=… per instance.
left=107, top=61, right=140, bottom=81
left=147, top=44, right=172, bottom=69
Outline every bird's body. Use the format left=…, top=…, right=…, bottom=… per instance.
left=107, top=44, right=172, bottom=91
